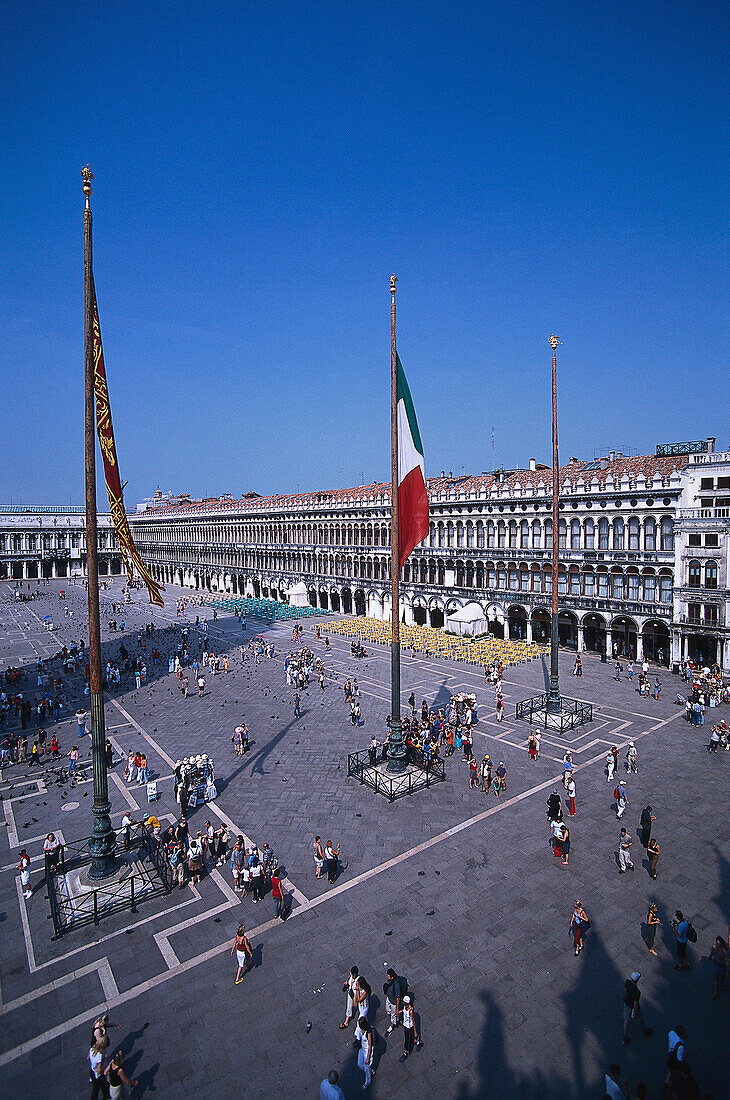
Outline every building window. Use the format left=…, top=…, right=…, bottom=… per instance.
left=508, top=523, right=517, bottom=549
left=599, top=519, right=609, bottom=550
left=508, top=568, right=518, bottom=590
left=628, top=573, right=640, bottom=600
left=533, top=521, right=542, bottom=549
left=700, top=477, right=714, bottom=490
left=628, top=518, right=640, bottom=550
left=704, top=604, right=719, bottom=625
left=545, top=522, right=553, bottom=550
left=497, top=569, right=507, bottom=589
left=520, top=568, right=529, bottom=591
left=705, top=560, right=718, bottom=589
left=644, top=518, right=656, bottom=551
left=457, top=523, right=464, bottom=548
left=487, top=568, right=496, bottom=588
left=571, top=520, right=581, bottom=549
left=584, top=571, right=595, bottom=596
left=659, top=575, right=672, bottom=603
left=477, top=523, right=485, bottom=548
left=687, top=603, right=701, bottom=624
left=688, top=560, right=702, bottom=587
left=558, top=521, right=567, bottom=549
left=660, top=516, right=674, bottom=551
left=705, top=533, right=719, bottom=547
left=531, top=569, right=541, bottom=592
left=467, top=523, right=474, bottom=548
left=570, top=570, right=580, bottom=595
left=613, top=518, right=624, bottom=550
left=558, top=571, right=567, bottom=595
left=487, top=523, right=495, bottom=548
left=520, top=521, right=529, bottom=549
left=597, top=572, right=609, bottom=598
left=643, top=575, right=656, bottom=602
left=544, top=572, right=553, bottom=595
left=497, top=524, right=506, bottom=549
left=688, top=533, right=701, bottom=548
left=585, top=519, right=595, bottom=549
left=612, top=574, right=624, bottom=599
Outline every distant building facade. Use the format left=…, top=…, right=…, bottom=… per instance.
left=0, top=507, right=120, bottom=580
left=127, top=441, right=729, bottom=672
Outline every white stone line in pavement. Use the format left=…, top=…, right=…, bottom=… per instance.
left=111, top=699, right=176, bottom=768
left=16, top=877, right=37, bottom=973
left=2, top=798, right=19, bottom=847
left=0, top=959, right=118, bottom=1017
left=210, top=867, right=241, bottom=906
left=154, top=933, right=180, bottom=969
left=109, top=770, right=140, bottom=811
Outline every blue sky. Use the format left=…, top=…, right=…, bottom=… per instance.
left=2, top=2, right=728, bottom=506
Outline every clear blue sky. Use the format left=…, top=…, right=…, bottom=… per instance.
left=2, top=2, right=728, bottom=507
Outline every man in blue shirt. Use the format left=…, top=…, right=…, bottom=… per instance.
left=673, top=910, right=692, bottom=970
left=320, top=1069, right=345, bottom=1100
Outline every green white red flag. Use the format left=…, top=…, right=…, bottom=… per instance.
left=397, top=353, right=429, bottom=568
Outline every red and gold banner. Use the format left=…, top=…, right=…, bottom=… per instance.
left=92, top=277, right=165, bottom=607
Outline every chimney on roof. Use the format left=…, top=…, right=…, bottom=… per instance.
left=441, top=470, right=445, bottom=478
left=609, top=450, right=616, bottom=462
left=707, top=437, right=716, bottom=453
left=449, top=471, right=453, bottom=478
left=529, top=457, right=536, bottom=471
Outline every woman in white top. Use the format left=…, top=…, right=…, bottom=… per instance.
left=400, top=993, right=421, bottom=1060
left=340, top=965, right=359, bottom=1028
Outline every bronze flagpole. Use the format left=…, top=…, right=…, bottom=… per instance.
left=387, top=275, right=405, bottom=771
left=546, top=334, right=562, bottom=714
left=82, top=166, right=116, bottom=878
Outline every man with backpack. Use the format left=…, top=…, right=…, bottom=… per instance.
left=672, top=911, right=696, bottom=970
left=383, top=968, right=408, bottom=1034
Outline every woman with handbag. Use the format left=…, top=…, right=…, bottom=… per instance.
left=339, top=965, right=359, bottom=1028
left=571, top=900, right=589, bottom=955
left=356, top=1016, right=375, bottom=1090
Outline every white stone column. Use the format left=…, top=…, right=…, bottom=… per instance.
left=577, top=624, right=584, bottom=652
left=526, top=617, right=533, bottom=643
left=636, top=632, right=644, bottom=661
left=605, top=628, right=613, bottom=657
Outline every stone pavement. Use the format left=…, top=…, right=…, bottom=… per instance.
left=0, top=578, right=729, bottom=1098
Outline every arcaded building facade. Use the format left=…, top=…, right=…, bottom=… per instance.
left=0, top=508, right=120, bottom=581
left=127, top=444, right=730, bottom=671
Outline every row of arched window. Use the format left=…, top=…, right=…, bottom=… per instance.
left=428, top=516, right=674, bottom=552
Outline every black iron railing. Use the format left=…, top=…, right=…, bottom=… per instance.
left=515, top=693, right=593, bottom=731
left=47, top=823, right=172, bottom=939
left=347, top=749, right=446, bottom=802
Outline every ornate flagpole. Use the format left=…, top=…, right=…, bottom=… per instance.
left=387, top=274, right=405, bottom=772
left=546, top=333, right=562, bottom=715
left=82, top=166, right=116, bottom=878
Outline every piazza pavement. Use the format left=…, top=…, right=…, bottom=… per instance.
left=0, top=578, right=728, bottom=1098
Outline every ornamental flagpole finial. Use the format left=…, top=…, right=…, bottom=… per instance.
left=81, top=164, right=94, bottom=208
left=390, top=274, right=398, bottom=296
left=549, top=334, right=560, bottom=351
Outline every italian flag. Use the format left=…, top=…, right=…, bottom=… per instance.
left=397, top=353, right=429, bottom=568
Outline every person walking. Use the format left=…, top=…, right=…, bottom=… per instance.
left=249, top=854, right=264, bottom=902
left=399, top=993, right=421, bottom=1061
left=313, top=836, right=325, bottom=879
left=560, top=823, right=571, bottom=865
left=618, top=828, right=634, bottom=872
left=645, top=903, right=661, bottom=955
left=324, top=839, right=340, bottom=884
left=88, top=1037, right=110, bottom=1100
left=270, top=868, right=286, bottom=920
left=340, top=966, right=359, bottom=1029
left=495, top=693, right=505, bottom=722
left=640, top=805, right=655, bottom=848
left=672, top=911, right=693, bottom=971
left=709, top=936, right=728, bottom=998
left=384, top=968, right=408, bottom=1034
left=626, top=742, right=638, bottom=773
left=18, top=849, right=32, bottom=899
left=356, top=1016, right=375, bottom=1090
left=604, top=1064, right=629, bottom=1100
left=567, top=775, right=576, bottom=817
left=294, top=693, right=301, bottom=718
left=105, top=1050, right=138, bottom=1099
left=320, top=1070, right=346, bottom=1100
left=615, top=780, right=628, bottom=819
left=647, top=837, right=660, bottom=879
left=570, top=900, right=589, bottom=955
left=231, top=923, right=253, bottom=985
left=622, top=971, right=653, bottom=1044
left=606, top=751, right=616, bottom=784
